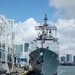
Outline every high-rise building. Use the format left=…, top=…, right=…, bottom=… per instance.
left=61, top=56, right=65, bottom=63
left=73, top=56, right=75, bottom=63
left=66, top=54, right=72, bottom=63
left=24, top=43, right=29, bottom=51
left=14, top=44, right=23, bottom=56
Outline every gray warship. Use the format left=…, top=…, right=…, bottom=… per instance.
left=27, top=14, right=59, bottom=75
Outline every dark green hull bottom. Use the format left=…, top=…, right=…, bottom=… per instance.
left=29, top=48, right=59, bottom=75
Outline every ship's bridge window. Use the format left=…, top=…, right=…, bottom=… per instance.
left=49, top=35, right=52, bottom=38
left=49, top=30, right=51, bottom=33
left=46, top=47, right=49, bottom=49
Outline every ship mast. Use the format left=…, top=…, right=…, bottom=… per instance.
left=41, top=14, right=48, bottom=48
left=44, top=14, right=48, bottom=26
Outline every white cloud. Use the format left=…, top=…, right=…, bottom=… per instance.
left=54, top=19, right=75, bottom=55
left=13, top=18, right=39, bottom=45
left=50, top=0, right=75, bottom=9
left=50, top=0, right=75, bottom=19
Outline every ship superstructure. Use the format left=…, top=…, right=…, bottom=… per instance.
left=30, top=14, right=59, bottom=54
left=28, top=14, right=59, bottom=75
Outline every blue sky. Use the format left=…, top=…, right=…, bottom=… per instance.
left=0, top=0, right=56, bottom=23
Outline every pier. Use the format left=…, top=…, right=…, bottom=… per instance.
left=0, top=15, right=32, bottom=75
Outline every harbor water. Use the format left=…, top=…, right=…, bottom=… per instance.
left=57, top=66, right=75, bottom=75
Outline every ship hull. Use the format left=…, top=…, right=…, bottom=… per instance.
left=29, top=48, right=59, bottom=75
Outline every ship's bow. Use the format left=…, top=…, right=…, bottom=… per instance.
left=29, top=48, right=59, bottom=75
